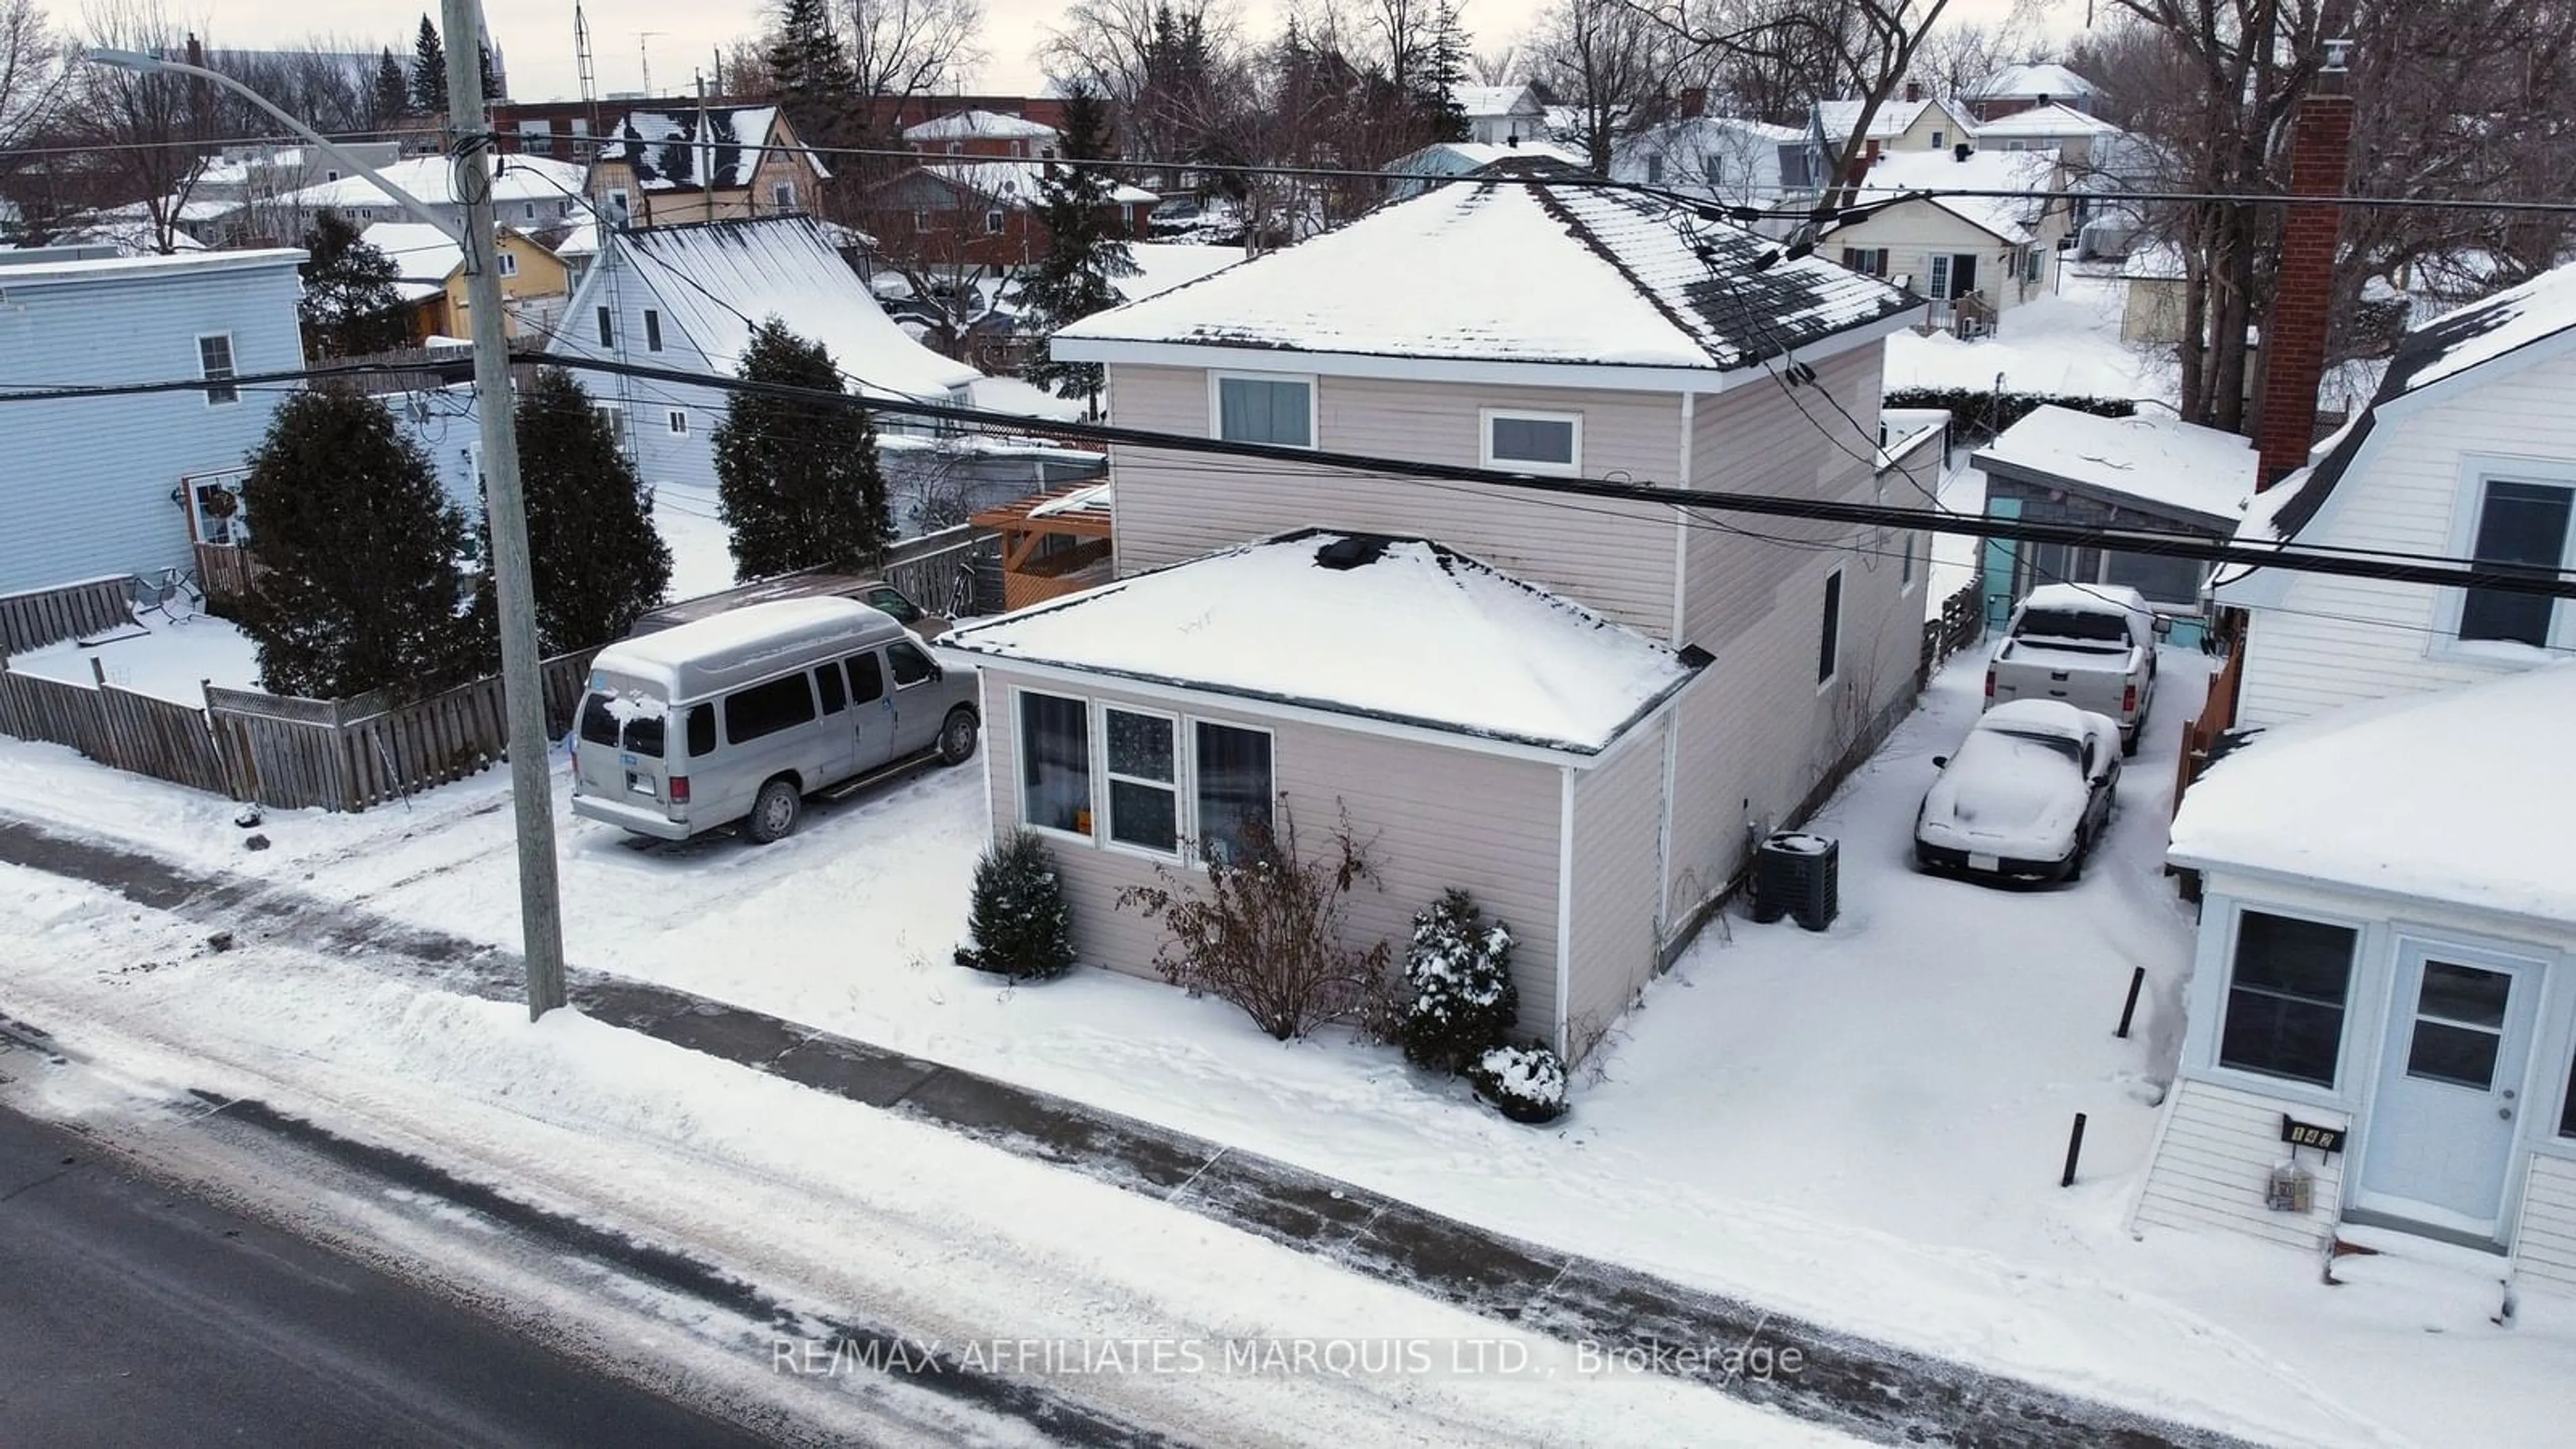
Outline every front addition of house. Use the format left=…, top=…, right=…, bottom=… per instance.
left=2143, top=264, right=2576, bottom=1279
left=939, top=175, right=1938, bottom=1061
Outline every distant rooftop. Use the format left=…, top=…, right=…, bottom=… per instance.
left=1975, top=405, right=2255, bottom=529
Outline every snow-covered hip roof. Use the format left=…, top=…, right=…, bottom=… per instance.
left=1974, top=64, right=2098, bottom=100
left=1051, top=174, right=1920, bottom=376
left=1970, top=103, right=2121, bottom=140
left=2169, top=661, right=2576, bottom=924
left=938, top=531, right=1702, bottom=756
left=607, top=216, right=981, bottom=401
left=1973, top=405, right=2254, bottom=529
left=272, top=155, right=589, bottom=211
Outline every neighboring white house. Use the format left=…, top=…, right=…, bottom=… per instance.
left=1811, top=95, right=1979, bottom=160
left=1452, top=85, right=1552, bottom=146
left=1827, top=147, right=2071, bottom=327
left=2143, top=262, right=2576, bottom=1273
left=268, top=155, right=590, bottom=239
left=0, top=246, right=307, bottom=595
left=956, top=174, right=1936, bottom=1062
left=1610, top=117, right=1821, bottom=211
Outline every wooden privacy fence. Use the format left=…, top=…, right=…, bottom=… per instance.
left=204, top=649, right=598, bottom=812
left=1918, top=580, right=1986, bottom=686
left=0, top=659, right=229, bottom=795
left=883, top=522, right=1002, bottom=617
left=0, top=576, right=137, bottom=655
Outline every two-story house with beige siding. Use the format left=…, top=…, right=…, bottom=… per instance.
left=586, top=106, right=830, bottom=229
left=2140, top=263, right=2576, bottom=1282
left=936, top=175, right=1937, bottom=1061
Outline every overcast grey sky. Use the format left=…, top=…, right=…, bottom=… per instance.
left=184, top=0, right=2051, bottom=106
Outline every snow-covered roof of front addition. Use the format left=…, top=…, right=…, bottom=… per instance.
left=1968, top=103, right=2121, bottom=139
left=2169, top=661, right=2576, bottom=924
left=939, top=531, right=1701, bottom=755
left=609, top=217, right=981, bottom=400
left=1974, top=405, right=2254, bottom=529
left=1813, top=98, right=1954, bottom=144
left=1974, top=63, right=2098, bottom=100
left=1053, top=174, right=1920, bottom=374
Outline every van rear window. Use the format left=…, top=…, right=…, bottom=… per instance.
left=579, top=693, right=666, bottom=758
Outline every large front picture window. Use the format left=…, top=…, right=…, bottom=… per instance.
left=1104, top=708, right=1179, bottom=853
left=1019, top=692, right=1091, bottom=835
left=2218, top=911, right=2357, bottom=1087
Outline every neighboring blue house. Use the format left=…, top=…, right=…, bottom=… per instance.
left=0, top=245, right=307, bottom=597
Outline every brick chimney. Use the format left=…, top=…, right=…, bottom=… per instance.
left=2255, top=39, right=2356, bottom=490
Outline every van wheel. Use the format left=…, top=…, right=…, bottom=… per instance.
left=937, top=707, right=979, bottom=766
left=744, top=777, right=800, bottom=844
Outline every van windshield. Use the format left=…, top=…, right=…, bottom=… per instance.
left=578, top=693, right=667, bottom=759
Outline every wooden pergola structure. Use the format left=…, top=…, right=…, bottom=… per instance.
left=969, top=484, right=1115, bottom=612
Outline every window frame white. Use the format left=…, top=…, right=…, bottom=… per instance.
left=496, top=250, right=518, bottom=277
left=1188, top=717, right=1276, bottom=870
left=1099, top=703, right=1184, bottom=861
left=667, top=409, right=688, bottom=436
left=2433, top=454, right=2576, bottom=657
left=1012, top=687, right=1097, bottom=846
left=772, top=179, right=796, bottom=210
left=1478, top=407, right=1584, bottom=475
left=1208, top=370, right=1319, bottom=450
left=983, top=207, right=1007, bottom=235
left=2204, top=900, right=2369, bottom=1101
left=195, top=333, right=238, bottom=407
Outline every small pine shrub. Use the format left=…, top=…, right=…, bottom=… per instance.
left=1470, top=1042, right=1570, bottom=1125
left=1399, top=889, right=1517, bottom=1075
left=955, top=829, right=1077, bottom=980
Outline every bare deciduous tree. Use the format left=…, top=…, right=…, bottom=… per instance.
left=845, top=0, right=987, bottom=109
left=1527, top=0, right=1684, bottom=174
left=0, top=0, right=63, bottom=164
left=71, top=0, right=223, bottom=254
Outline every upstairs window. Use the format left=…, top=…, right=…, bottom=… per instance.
left=1840, top=246, right=1888, bottom=278
left=772, top=180, right=796, bottom=210
left=1481, top=409, right=1582, bottom=474
left=1817, top=568, right=1843, bottom=685
left=595, top=307, right=614, bottom=347
left=497, top=251, right=518, bottom=277
left=1644, top=154, right=1664, bottom=184
left=2457, top=478, right=2572, bottom=649
left=984, top=208, right=1007, bottom=235
left=1214, top=375, right=1314, bottom=448
left=196, top=334, right=237, bottom=406
left=643, top=309, right=663, bottom=353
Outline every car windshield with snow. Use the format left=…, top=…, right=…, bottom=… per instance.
left=1914, top=699, right=2122, bottom=885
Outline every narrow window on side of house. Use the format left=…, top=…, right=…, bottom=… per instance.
left=643, top=309, right=663, bottom=352
left=667, top=409, right=688, bottom=435
left=1816, top=568, right=1843, bottom=685
left=1104, top=707, right=1179, bottom=855
left=2457, top=479, right=2572, bottom=649
left=1193, top=720, right=1273, bottom=866
left=196, top=334, right=237, bottom=406
left=498, top=251, right=518, bottom=277
left=595, top=307, right=614, bottom=347
left=2218, top=912, right=2357, bottom=1088
left=2560, top=1042, right=2576, bottom=1138
left=984, top=208, right=1006, bottom=235
left=1019, top=692, right=1091, bottom=836
left=773, top=180, right=796, bottom=210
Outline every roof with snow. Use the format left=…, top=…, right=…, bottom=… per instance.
left=274, top=155, right=590, bottom=211
left=362, top=221, right=464, bottom=299
left=904, top=110, right=1057, bottom=142
left=2251, top=260, right=2576, bottom=541
left=1386, top=140, right=1590, bottom=176
left=1847, top=148, right=2057, bottom=245
left=1974, top=64, right=2098, bottom=101
left=922, top=159, right=1157, bottom=207
left=1115, top=241, right=1244, bottom=304
left=1813, top=98, right=1962, bottom=144
left=1053, top=174, right=1921, bottom=374
left=2169, top=661, right=2576, bottom=923
left=938, top=531, right=1700, bottom=755
left=597, top=217, right=980, bottom=401
left=0, top=247, right=301, bottom=284
left=1974, top=405, right=2254, bottom=529
left=1969, top=103, right=2121, bottom=140
left=1454, top=85, right=1542, bottom=118
left=598, top=106, right=822, bottom=191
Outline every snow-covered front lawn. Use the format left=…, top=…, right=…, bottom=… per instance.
left=9, top=610, right=264, bottom=702
left=1888, top=268, right=2178, bottom=402
left=1, top=652, right=2570, bottom=1446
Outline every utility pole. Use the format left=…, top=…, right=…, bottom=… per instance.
left=442, top=0, right=569, bottom=1020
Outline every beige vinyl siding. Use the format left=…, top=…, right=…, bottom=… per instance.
left=2237, top=356, right=2576, bottom=727
left=1106, top=364, right=1686, bottom=637
left=2511, top=1154, right=2576, bottom=1291
left=2131, top=1078, right=2348, bottom=1250
left=1823, top=203, right=2043, bottom=315
left=979, top=667, right=1567, bottom=1041
left=1562, top=718, right=1669, bottom=1052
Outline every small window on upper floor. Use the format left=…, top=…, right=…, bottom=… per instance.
left=1481, top=409, right=1580, bottom=474
left=497, top=251, right=518, bottom=277
left=196, top=334, right=237, bottom=407
left=1214, top=375, right=1313, bottom=448
left=1644, top=154, right=1664, bottom=184
left=2456, top=477, right=2573, bottom=650
left=1930, top=129, right=1946, bottom=149
left=643, top=308, right=663, bottom=352
left=772, top=179, right=796, bottom=210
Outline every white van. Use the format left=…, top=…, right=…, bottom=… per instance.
left=570, top=597, right=980, bottom=843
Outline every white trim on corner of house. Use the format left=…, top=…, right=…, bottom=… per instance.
left=1672, top=391, right=1695, bottom=643
left=1556, top=765, right=1576, bottom=1059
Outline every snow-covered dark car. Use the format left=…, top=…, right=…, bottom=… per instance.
left=1913, top=700, right=2121, bottom=884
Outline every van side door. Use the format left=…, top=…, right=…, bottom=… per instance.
left=810, top=661, right=857, bottom=785
left=885, top=639, right=945, bottom=757
left=844, top=649, right=897, bottom=767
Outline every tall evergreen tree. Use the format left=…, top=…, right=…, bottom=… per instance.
left=297, top=211, right=411, bottom=358
left=237, top=388, right=478, bottom=700
left=1421, top=2, right=1472, bottom=143
left=409, top=15, right=447, bottom=113
left=1019, top=80, right=1140, bottom=410
left=370, top=47, right=410, bottom=125
left=712, top=321, right=892, bottom=576
left=483, top=369, right=673, bottom=651
left=766, top=0, right=855, bottom=149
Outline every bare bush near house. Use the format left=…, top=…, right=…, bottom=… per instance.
left=1117, top=802, right=1393, bottom=1042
